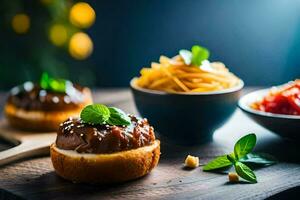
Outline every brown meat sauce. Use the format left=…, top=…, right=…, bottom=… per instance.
left=7, top=82, right=87, bottom=111
left=56, top=116, right=155, bottom=154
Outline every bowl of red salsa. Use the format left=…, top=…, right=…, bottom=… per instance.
left=238, top=80, right=300, bottom=139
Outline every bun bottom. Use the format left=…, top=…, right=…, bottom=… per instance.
left=50, top=140, right=160, bottom=184
left=4, top=103, right=91, bottom=132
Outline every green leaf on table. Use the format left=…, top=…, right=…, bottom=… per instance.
left=240, top=153, right=277, bottom=165
left=202, top=133, right=276, bottom=184
left=234, top=133, right=256, bottom=160
left=80, top=104, right=110, bottom=125
left=203, top=155, right=232, bottom=171
left=227, top=153, right=237, bottom=164
left=234, top=161, right=257, bottom=183
left=107, top=107, right=131, bottom=126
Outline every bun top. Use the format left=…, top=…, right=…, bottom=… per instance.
left=55, top=115, right=156, bottom=154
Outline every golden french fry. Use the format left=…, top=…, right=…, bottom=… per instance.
left=135, top=54, right=240, bottom=93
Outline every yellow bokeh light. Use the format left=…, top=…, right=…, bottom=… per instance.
left=12, top=14, right=30, bottom=34
left=69, top=32, right=93, bottom=60
left=49, top=24, right=68, bottom=46
left=69, top=2, right=95, bottom=28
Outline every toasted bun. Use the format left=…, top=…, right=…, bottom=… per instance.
left=4, top=89, right=92, bottom=132
left=50, top=140, right=160, bottom=184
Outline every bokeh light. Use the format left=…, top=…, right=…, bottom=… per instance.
left=69, top=2, right=95, bottom=29
left=49, top=24, right=68, bottom=46
left=69, top=32, right=93, bottom=60
left=11, top=13, right=30, bottom=34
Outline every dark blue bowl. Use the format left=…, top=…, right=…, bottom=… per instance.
left=238, top=88, right=300, bottom=140
left=130, top=78, right=244, bottom=145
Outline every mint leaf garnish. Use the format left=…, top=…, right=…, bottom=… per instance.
left=234, top=162, right=257, bottom=183
left=234, top=133, right=256, bottom=160
left=203, top=155, right=232, bottom=171
left=107, top=107, right=131, bottom=126
left=40, top=72, right=50, bottom=89
left=179, top=45, right=210, bottom=66
left=203, top=133, right=276, bottom=183
left=80, top=104, right=131, bottom=126
left=80, top=104, right=110, bottom=125
left=40, top=72, right=67, bottom=93
left=191, top=45, right=210, bottom=66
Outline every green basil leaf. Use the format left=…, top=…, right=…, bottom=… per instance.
left=240, top=153, right=277, bottom=165
left=179, top=49, right=192, bottom=65
left=203, top=155, right=232, bottom=171
left=234, top=133, right=256, bottom=160
left=227, top=153, right=237, bottom=164
left=191, top=45, right=210, bottom=66
left=234, top=161, right=257, bottom=183
left=80, top=104, right=110, bottom=124
left=107, top=107, right=131, bottom=126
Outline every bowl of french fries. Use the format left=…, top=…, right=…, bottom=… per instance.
left=130, top=47, right=244, bottom=145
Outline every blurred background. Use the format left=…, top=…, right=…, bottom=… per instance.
left=0, top=0, right=300, bottom=90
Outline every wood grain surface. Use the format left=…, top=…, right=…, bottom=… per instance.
left=0, top=88, right=299, bottom=200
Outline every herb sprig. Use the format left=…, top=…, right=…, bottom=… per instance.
left=80, top=104, right=131, bottom=126
left=40, top=72, right=69, bottom=93
left=203, top=134, right=276, bottom=183
left=179, top=45, right=210, bottom=66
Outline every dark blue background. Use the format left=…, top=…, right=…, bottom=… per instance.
left=88, top=0, right=300, bottom=87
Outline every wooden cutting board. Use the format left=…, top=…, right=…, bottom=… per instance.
left=0, top=120, right=56, bottom=166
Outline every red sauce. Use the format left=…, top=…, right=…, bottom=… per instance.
left=252, top=80, right=300, bottom=115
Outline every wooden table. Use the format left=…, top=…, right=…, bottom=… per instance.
left=0, top=88, right=299, bottom=200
